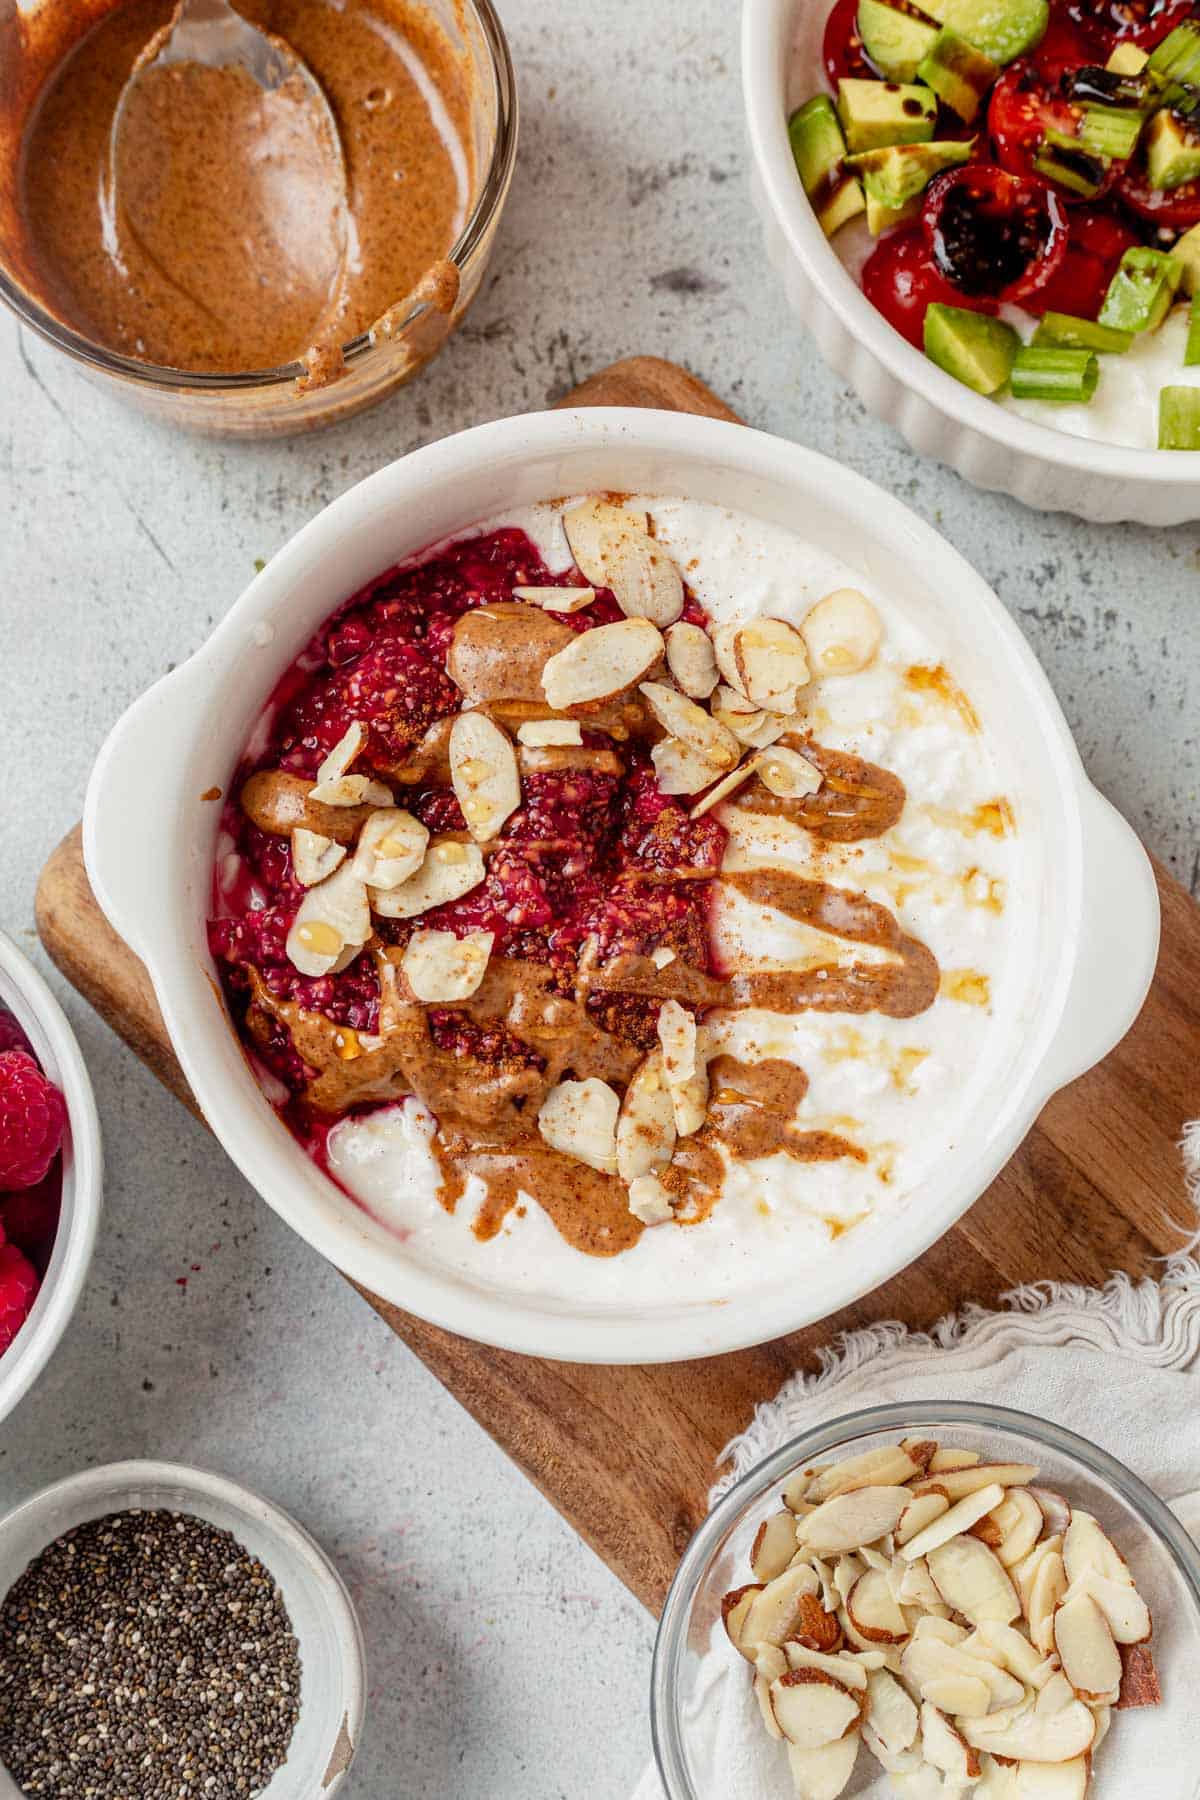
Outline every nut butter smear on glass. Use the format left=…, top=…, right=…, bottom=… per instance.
left=4, top=0, right=472, bottom=375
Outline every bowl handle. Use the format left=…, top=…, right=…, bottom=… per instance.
left=1036, top=782, right=1160, bottom=1100
left=83, top=668, right=196, bottom=962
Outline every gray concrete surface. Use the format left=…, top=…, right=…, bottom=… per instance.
left=1, top=2, right=1198, bottom=1796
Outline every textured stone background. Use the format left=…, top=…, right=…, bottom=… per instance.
left=1, top=1, right=1198, bottom=1795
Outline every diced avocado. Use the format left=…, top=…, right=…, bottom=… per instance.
left=1158, top=384, right=1200, bottom=448
left=924, top=302, right=1020, bottom=394
left=1144, top=107, right=1200, bottom=190
left=836, top=78, right=937, bottom=153
left=857, top=0, right=939, bottom=81
left=1032, top=312, right=1133, bottom=354
left=1171, top=221, right=1200, bottom=295
left=847, top=138, right=975, bottom=233
left=1186, top=293, right=1200, bottom=366
left=920, top=0, right=1048, bottom=66
left=1148, top=20, right=1200, bottom=87
left=917, top=26, right=999, bottom=122
left=1107, top=43, right=1149, bottom=78
left=788, top=96, right=867, bottom=237
left=1098, top=246, right=1182, bottom=333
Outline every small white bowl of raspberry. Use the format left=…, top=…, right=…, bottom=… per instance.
left=0, top=928, right=102, bottom=1426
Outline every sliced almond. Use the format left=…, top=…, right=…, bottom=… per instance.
left=785, top=1732, right=860, bottom=1800
left=755, top=1657, right=785, bottom=1743
left=846, top=1569, right=909, bottom=1644
left=752, top=1510, right=802, bottom=1585
left=928, top=1448, right=982, bottom=1474
left=541, top=616, right=663, bottom=709
left=315, top=720, right=365, bottom=784
left=286, top=863, right=371, bottom=977
left=861, top=1724, right=922, bottom=1778
left=721, top=1583, right=763, bottom=1660
left=807, top=1446, right=927, bottom=1504
left=562, top=500, right=684, bottom=626
left=781, top=1644, right=868, bottom=1692
left=1116, top=1641, right=1162, bottom=1710
left=665, top=620, right=719, bottom=697
left=511, top=584, right=596, bottom=613
left=370, top=838, right=486, bottom=919
left=801, top=588, right=882, bottom=677
left=864, top=1667, right=919, bottom=1755
left=1062, top=1512, right=1134, bottom=1592
left=1013, top=1759, right=1089, bottom=1799
left=657, top=999, right=708, bottom=1135
left=309, top=773, right=393, bottom=808
left=991, top=1488, right=1045, bottom=1570
left=349, top=808, right=429, bottom=889
left=639, top=679, right=739, bottom=769
left=920, top=1671, right=991, bottom=1718
left=626, top=1173, right=674, bottom=1226
left=401, top=927, right=492, bottom=1003
left=921, top=1702, right=981, bottom=1781
left=1071, top=1569, right=1151, bottom=1645
left=291, top=827, right=346, bottom=888
left=962, top=1697, right=1096, bottom=1763
left=900, top=1483, right=1007, bottom=1563
left=728, top=617, right=811, bottom=713
left=688, top=755, right=760, bottom=818
left=934, top=1464, right=1038, bottom=1503
left=517, top=719, right=584, bottom=747
left=897, top=1491, right=950, bottom=1548
left=1028, top=1487, right=1072, bottom=1539
left=1012, top=1535, right=1064, bottom=1616
left=650, top=735, right=726, bottom=796
left=797, top=1487, right=911, bottom=1557
left=756, top=744, right=823, bottom=799
left=897, top=1557, right=947, bottom=1616
left=536, top=1078, right=619, bottom=1174
left=1053, top=1591, right=1121, bottom=1700
left=740, top=1565, right=821, bottom=1654
left=789, top=1593, right=844, bottom=1655
left=770, top=1670, right=861, bottom=1749
left=967, top=1622, right=1055, bottom=1688
left=926, top=1537, right=1020, bottom=1627
left=1027, top=1551, right=1069, bottom=1656
left=449, top=712, right=521, bottom=842
left=616, top=1050, right=677, bottom=1182
left=710, top=684, right=792, bottom=749
left=1036, top=1672, right=1078, bottom=1716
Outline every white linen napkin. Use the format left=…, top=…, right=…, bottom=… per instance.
left=632, top=1132, right=1200, bottom=1800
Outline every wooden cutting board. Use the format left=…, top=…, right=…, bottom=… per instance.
left=35, top=356, right=1200, bottom=1616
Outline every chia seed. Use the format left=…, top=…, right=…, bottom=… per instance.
left=0, top=1509, right=301, bottom=1799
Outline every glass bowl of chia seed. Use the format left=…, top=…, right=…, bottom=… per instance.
left=0, top=1460, right=365, bottom=1799
left=0, top=928, right=102, bottom=1430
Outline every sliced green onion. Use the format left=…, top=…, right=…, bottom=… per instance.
left=1033, top=312, right=1133, bottom=354
left=1148, top=21, right=1200, bottom=86
left=1186, top=294, right=1200, bottom=367
left=1009, top=346, right=1100, bottom=404
left=1159, top=384, right=1200, bottom=447
left=1033, top=130, right=1107, bottom=198
left=1079, top=102, right=1145, bottom=160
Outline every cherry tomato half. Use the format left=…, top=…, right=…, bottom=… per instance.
left=823, top=0, right=873, bottom=85
left=1022, top=205, right=1139, bottom=315
left=861, top=227, right=995, bottom=349
left=988, top=60, right=1120, bottom=200
left=1034, top=8, right=1104, bottom=77
left=1118, top=159, right=1200, bottom=230
left=923, top=164, right=1070, bottom=303
left=1059, top=0, right=1196, bottom=53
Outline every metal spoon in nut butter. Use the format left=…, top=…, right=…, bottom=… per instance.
left=103, top=0, right=351, bottom=373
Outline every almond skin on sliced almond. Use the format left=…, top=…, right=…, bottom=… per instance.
left=401, top=928, right=493, bottom=1003
left=1116, top=1641, right=1162, bottom=1710
left=801, top=588, right=882, bottom=677
left=665, top=620, right=719, bottom=697
left=722, top=1583, right=764, bottom=1660
left=536, top=1078, right=620, bottom=1174
left=796, top=1487, right=911, bottom=1557
left=723, top=617, right=811, bottom=713
left=639, top=679, right=739, bottom=770
left=846, top=1568, right=908, bottom=1643
left=899, top=1482, right=1007, bottom=1563
left=769, top=1670, right=862, bottom=1750
left=449, top=711, right=521, bottom=842
left=921, top=1702, right=981, bottom=1782
left=562, top=500, right=684, bottom=627
left=751, top=1511, right=802, bottom=1585
left=542, top=617, right=664, bottom=709
left=370, top=838, right=486, bottom=919
left=789, top=1592, right=844, bottom=1655
left=1053, top=1591, right=1121, bottom=1700
left=740, top=1565, right=821, bottom=1654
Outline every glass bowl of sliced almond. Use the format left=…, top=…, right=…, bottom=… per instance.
left=651, top=1401, right=1200, bottom=1800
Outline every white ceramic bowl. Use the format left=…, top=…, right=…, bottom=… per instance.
left=742, top=0, right=1200, bottom=524
left=0, top=929, right=102, bottom=1426
left=83, top=408, right=1159, bottom=1364
left=0, top=1460, right=365, bottom=1798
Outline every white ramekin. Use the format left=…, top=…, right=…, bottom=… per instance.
left=742, top=0, right=1200, bottom=524
left=82, top=408, right=1159, bottom=1364
left=0, top=1460, right=365, bottom=1798
left=0, top=929, right=102, bottom=1426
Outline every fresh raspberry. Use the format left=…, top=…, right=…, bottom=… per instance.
left=1, top=1168, right=62, bottom=1275
left=0, top=1238, right=39, bottom=1351
left=0, top=1050, right=67, bottom=1189
left=0, top=1010, right=32, bottom=1057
